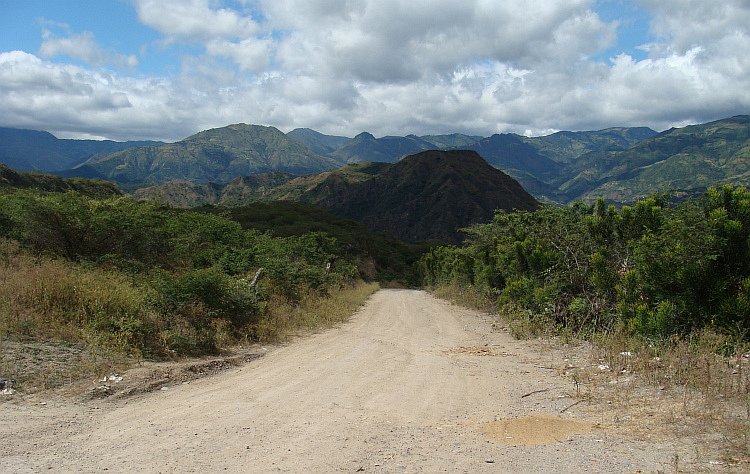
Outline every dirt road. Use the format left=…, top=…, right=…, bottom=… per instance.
left=0, top=290, right=703, bottom=472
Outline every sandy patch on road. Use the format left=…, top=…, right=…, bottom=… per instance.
left=482, top=415, right=593, bottom=445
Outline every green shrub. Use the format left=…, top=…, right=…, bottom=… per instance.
left=421, top=186, right=750, bottom=343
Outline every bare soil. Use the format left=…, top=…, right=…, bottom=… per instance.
left=0, top=290, right=741, bottom=472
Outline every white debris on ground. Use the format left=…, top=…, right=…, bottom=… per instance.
left=90, top=374, right=125, bottom=398
left=0, top=378, right=16, bottom=395
left=100, top=374, right=123, bottom=383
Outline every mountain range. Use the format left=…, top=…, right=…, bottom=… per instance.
left=554, top=115, right=750, bottom=203
left=67, top=124, right=342, bottom=185
left=3, top=148, right=538, bottom=244
left=0, top=127, right=162, bottom=173
left=133, top=151, right=539, bottom=244
left=2, top=114, right=750, bottom=206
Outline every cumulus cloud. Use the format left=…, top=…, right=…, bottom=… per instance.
left=38, top=28, right=139, bottom=70
left=2, top=0, right=749, bottom=141
left=205, top=37, right=273, bottom=72
left=133, top=0, right=261, bottom=40
left=268, top=0, right=614, bottom=83
left=0, top=51, right=174, bottom=140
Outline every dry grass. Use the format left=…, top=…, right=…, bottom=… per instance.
left=251, top=281, right=380, bottom=342
left=0, top=339, right=127, bottom=393
left=0, top=237, right=380, bottom=394
left=431, top=282, right=750, bottom=468
left=430, top=284, right=496, bottom=313
left=0, top=240, right=147, bottom=391
left=0, top=240, right=153, bottom=351
left=541, top=327, right=750, bottom=469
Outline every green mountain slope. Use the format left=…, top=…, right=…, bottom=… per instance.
left=563, top=115, right=750, bottom=204
left=459, top=127, right=658, bottom=203
left=131, top=163, right=388, bottom=208
left=74, top=124, right=343, bottom=185
left=0, top=127, right=163, bottom=172
left=286, top=128, right=351, bottom=155
left=530, top=127, right=657, bottom=163
left=131, top=172, right=298, bottom=207
left=0, top=163, right=121, bottom=198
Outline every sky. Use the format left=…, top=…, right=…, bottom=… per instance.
left=1, top=0, right=749, bottom=142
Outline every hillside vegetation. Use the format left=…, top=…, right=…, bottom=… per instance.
left=132, top=151, right=538, bottom=245
left=421, top=186, right=750, bottom=345
left=559, top=115, right=750, bottom=204
left=195, top=200, right=429, bottom=283
left=0, top=182, right=389, bottom=391
left=317, top=150, right=539, bottom=244
left=1, top=163, right=121, bottom=198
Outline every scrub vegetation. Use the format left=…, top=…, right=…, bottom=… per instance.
left=0, top=186, right=380, bottom=391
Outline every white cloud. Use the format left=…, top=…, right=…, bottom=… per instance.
left=2, top=0, right=749, bottom=142
left=0, top=51, right=173, bottom=140
left=133, top=0, right=261, bottom=40
left=38, top=29, right=139, bottom=70
left=640, top=0, right=750, bottom=55
left=266, top=0, right=613, bottom=83
left=205, top=37, right=273, bottom=72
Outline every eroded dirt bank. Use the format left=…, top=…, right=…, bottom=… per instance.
left=0, top=290, right=727, bottom=472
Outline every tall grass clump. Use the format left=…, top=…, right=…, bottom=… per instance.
left=0, top=239, right=155, bottom=355
left=430, top=284, right=497, bottom=313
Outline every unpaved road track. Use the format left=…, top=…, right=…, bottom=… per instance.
left=1, top=290, right=696, bottom=472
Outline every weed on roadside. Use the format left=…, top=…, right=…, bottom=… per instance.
left=554, top=327, right=750, bottom=468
